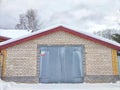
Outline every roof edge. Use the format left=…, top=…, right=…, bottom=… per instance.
left=0, top=35, right=10, bottom=41
left=0, top=25, right=120, bottom=50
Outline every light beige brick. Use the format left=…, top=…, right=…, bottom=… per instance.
left=5, top=31, right=113, bottom=77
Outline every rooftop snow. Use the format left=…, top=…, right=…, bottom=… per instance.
left=0, top=29, right=31, bottom=38
left=0, top=24, right=120, bottom=48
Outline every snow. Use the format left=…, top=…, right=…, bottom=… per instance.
left=0, top=79, right=120, bottom=90
left=0, top=25, right=60, bottom=46
left=0, top=24, right=120, bottom=47
left=0, top=29, right=31, bottom=38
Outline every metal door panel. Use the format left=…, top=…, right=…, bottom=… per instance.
left=40, top=47, right=49, bottom=82
left=48, top=47, right=61, bottom=82
left=62, top=46, right=83, bottom=83
left=40, top=46, right=61, bottom=83
left=72, top=47, right=83, bottom=82
left=39, top=46, right=84, bottom=83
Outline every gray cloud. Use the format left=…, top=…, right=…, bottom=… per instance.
left=0, top=0, right=120, bottom=32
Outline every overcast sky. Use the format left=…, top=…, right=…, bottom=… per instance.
left=0, top=0, right=120, bottom=32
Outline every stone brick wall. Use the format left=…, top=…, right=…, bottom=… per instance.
left=4, top=31, right=114, bottom=83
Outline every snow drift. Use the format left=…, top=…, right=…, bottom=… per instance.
left=0, top=79, right=120, bottom=90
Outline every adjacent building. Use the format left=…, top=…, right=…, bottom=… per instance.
left=0, top=36, right=10, bottom=42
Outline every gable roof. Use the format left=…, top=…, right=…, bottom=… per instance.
left=0, top=25, right=120, bottom=50
left=0, top=35, right=10, bottom=41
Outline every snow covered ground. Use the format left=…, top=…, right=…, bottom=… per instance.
left=0, top=79, right=120, bottom=90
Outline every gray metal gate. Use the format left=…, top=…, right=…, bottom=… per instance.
left=39, top=46, right=84, bottom=83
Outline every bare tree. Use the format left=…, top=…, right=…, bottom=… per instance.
left=15, top=9, right=39, bottom=32
left=26, top=9, right=39, bottom=31
left=15, top=14, right=28, bottom=29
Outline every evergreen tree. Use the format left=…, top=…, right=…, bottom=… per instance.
left=112, top=34, right=120, bottom=43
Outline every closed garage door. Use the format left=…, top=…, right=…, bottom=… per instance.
left=39, top=46, right=84, bottom=83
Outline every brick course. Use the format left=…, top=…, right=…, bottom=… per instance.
left=4, top=31, right=113, bottom=83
